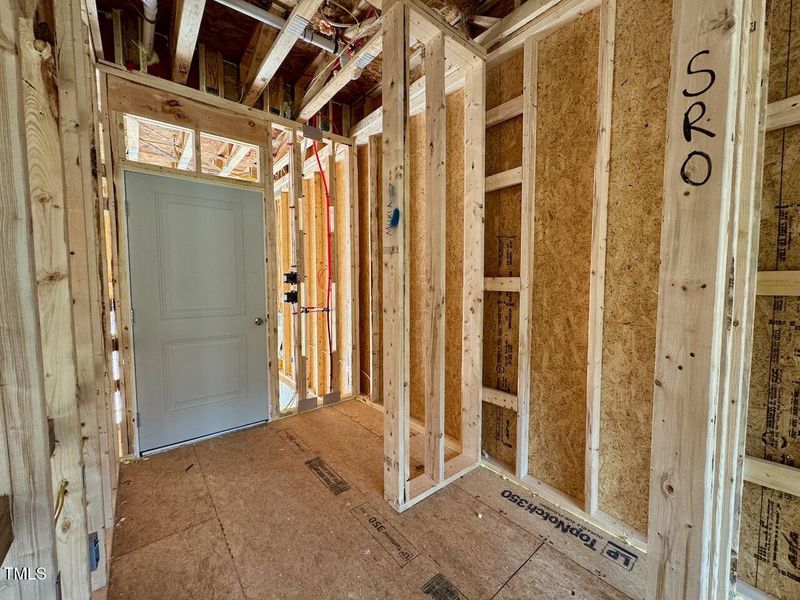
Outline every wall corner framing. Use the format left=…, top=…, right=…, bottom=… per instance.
left=381, top=0, right=487, bottom=512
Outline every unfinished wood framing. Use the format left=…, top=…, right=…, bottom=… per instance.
left=584, top=0, right=615, bottom=516
left=171, top=0, right=207, bottom=84
left=263, top=126, right=281, bottom=419
left=368, top=135, right=383, bottom=404
left=382, top=0, right=485, bottom=511
left=645, top=0, right=759, bottom=597
left=290, top=130, right=310, bottom=409
left=298, top=33, right=382, bottom=122
left=0, top=0, right=788, bottom=597
left=515, top=36, right=536, bottom=481
left=0, top=2, right=59, bottom=597
left=20, top=17, right=92, bottom=599
left=241, top=0, right=325, bottom=106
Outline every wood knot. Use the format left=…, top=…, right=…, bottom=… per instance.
left=41, top=271, right=65, bottom=283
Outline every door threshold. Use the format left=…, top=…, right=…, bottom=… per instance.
left=140, top=419, right=268, bottom=457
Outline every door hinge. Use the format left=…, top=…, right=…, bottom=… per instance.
left=130, top=308, right=135, bottom=324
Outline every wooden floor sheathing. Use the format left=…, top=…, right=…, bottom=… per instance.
left=108, top=400, right=632, bottom=599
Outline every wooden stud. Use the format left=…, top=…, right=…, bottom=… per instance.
left=368, top=135, right=383, bottom=404
left=460, top=57, right=486, bottom=464
left=109, top=112, right=139, bottom=454
left=20, top=19, right=93, bottom=599
left=112, top=9, right=123, bottom=65
left=382, top=0, right=411, bottom=510
left=57, top=0, right=113, bottom=589
left=0, top=2, right=59, bottom=596
left=290, top=130, right=308, bottom=406
left=646, top=1, right=751, bottom=597
left=328, top=145, right=340, bottom=396
left=516, top=37, right=537, bottom=481
left=423, top=33, right=446, bottom=484
left=263, top=129, right=281, bottom=420
left=584, top=0, right=615, bottom=515
left=709, top=0, right=768, bottom=596
left=86, top=0, right=104, bottom=59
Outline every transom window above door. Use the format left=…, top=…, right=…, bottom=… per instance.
left=123, top=113, right=260, bottom=183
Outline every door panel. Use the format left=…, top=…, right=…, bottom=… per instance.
left=125, top=171, right=269, bottom=452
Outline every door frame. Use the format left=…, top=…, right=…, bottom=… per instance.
left=118, top=162, right=275, bottom=456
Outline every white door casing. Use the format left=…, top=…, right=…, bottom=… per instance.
left=125, top=171, right=269, bottom=452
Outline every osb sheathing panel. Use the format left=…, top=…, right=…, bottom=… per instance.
left=485, top=49, right=523, bottom=178
left=410, top=112, right=427, bottom=426
left=481, top=50, right=523, bottom=470
left=598, top=0, right=672, bottom=533
left=741, top=3, right=800, bottom=597
left=528, top=9, right=599, bottom=502
left=740, top=482, right=800, bottom=598
left=444, top=92, right=465, bottom=441
left=407, top=93, right=465, bottom=441
left=356, top=145, right=372, bottom=395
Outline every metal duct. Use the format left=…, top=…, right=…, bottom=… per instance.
left=212, top=0, right=338, bottom=54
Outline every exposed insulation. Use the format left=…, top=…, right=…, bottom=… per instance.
left=528, top=8, right=599, bottom=502
left=598, top=0, right=672, bottom=533
left=357, top=145, right=372, bottom=395
left=481, top=49, right=523, bottom=468
left=741, top=2, right=800, bottom=597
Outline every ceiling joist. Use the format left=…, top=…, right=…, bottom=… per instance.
left=242, top=0, right=327, bottom=106
left=171, top=0, right=208, bottom=84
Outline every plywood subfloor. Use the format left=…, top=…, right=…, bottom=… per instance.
left=108, top=400, right=632, bottom=600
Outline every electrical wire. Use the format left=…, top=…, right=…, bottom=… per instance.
left=311, top=128, right=334, bottom=391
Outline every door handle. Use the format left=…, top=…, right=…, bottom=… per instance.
left=254, top=317, right=265, bottom=326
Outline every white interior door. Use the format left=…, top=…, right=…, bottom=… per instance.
left=125, top=171, right=269, bottom=452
